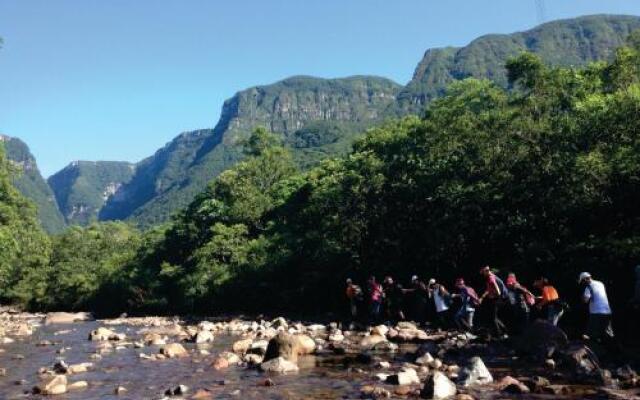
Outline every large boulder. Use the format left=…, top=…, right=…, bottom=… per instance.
left=360, top=334, right=387, bottom=349
left=193, top=330, right=214, bottom=344
left=386, top=368, right=420, bottom=386
left=260, top=357, right=299, bottom=374
left=421, top=371, right=457, bottom=399
left=232, top=338, right=253, bottom=354
left=264, top=333, right=300, bottom=363
left=296, top=334, right=316, bottom=355
left=515, top=320, right=568, bottom=359
left=457, top=357, right=493, bottom=387
left=159, top=343, right=188, bottom=358
left=34, top=375, right=68, bottom=395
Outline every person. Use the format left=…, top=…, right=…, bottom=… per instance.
left=579, top=272, right=615, bottom=343
left=451, top=278, right=479, bottom=331
left=407, top=275, right=429, bottom=325
left=428, top=279, right=451, bottom=330
left=345, top=278, right=363, bottom=326
left=505, top=273, right=534, bottom=334
left=479, top=266, right=507, bottom=338
left=383, top=276, right=405, bottom=323
left=533, top=277, right=563, bottom=326
left=367, top=276, right=384, bottom=325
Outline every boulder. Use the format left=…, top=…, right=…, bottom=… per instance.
left=562, top=344, right=601, bottom=376
left=498, top=376, right=530, bottom=394
left=259, top=357, right=299, bottom=374
left=421, top=371, right=457, bottom=399
left=159, top=343, right=188, bottom=358
left=371, top=325, right=389, bottom=337
left=296, top=334, right=316, bottom=355
left=457, top=357, right=493, bottom=387
left=360, top=334, right=387, bottom=349
left=34, top=375, right=68, bottom=395
left=143, top=333, right=167, bottom=346
left=232, top=338, right=253, bottom=354
left=88, top=327, right=124, bottom=341
left=361, top=385, right=392, bottom=399
left=68, top=380, right=88, bottom=391
left=264, top=333, right=300, bottom=363
left=386, top=368, right=420, bottom=386
left=515, top=320, right=568, bottom=359
left=193, top=330, right=214, bottom=344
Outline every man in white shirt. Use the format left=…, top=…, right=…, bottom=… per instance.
left=579, top=272, right=614, bottom=342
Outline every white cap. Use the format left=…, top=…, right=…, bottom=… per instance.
left=411, top=275, right=418, bottom=282
left=428, top=278, right=436, bottom=285
left=579, top=272, right=591, bottom=283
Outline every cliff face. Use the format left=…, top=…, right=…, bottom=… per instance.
left=48, top=160, right=135, bottom=226
left=397, top=14, right=640, bottom=111
left=100, top=76, right=401, bottom=227
left=1, top=135, right=66, bottom=233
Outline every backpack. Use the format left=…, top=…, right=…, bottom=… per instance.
left=494, top=276, right=509, bottom=300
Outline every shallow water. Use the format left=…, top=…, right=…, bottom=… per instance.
left=0, top=320, right=638, bottom=399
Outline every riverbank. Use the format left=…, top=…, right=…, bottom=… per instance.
left=0, top=307, right=639, bottom=399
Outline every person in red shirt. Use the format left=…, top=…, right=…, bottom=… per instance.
left=479, top=265, right=507, bottom=338
left=367, top=276, right=384, bottom=325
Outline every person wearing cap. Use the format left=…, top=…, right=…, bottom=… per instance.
left=451, top=278, right=479, bottom=331
left=479, top=265, right=507, bottom=337
left=428, top=279, right=451, bottom=330
left=505, top=273, right=534, bottom=334
left=579, top=272, right=615, bottom=343
left=533, top=277, right=563, bottom=326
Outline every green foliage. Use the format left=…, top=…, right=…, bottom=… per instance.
left=48, top=161, right=135, bottom=226
left=2, top=137, right=66, bottom=233
left=0, top=142, right=52, bottom=308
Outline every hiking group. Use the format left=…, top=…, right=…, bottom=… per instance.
left=345, top=266, right=618, bottom=348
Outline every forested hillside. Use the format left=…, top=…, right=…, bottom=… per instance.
left=48, top=160, right=134, bottom=225
left=0, top=135, right=66, bottom=233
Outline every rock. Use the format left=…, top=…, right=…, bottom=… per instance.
left=562, top=344, right=601, bottom=377
left=360, top=334, right=387, bottom=349
left=361, top=385, right=392, bottom=399
left=143, top=333, right=167, bottom=346
left=13, top=323, right=33, bottom=336
left=396, top=321, right=418, bottom=330
left=371, top=340, right=398, bottom=353
left=296, top=334, right=316, bottom=355
left=421, top=371, right=457, bottom=399
left=165, top=384, right=189, bottom=396
left=515, top=320, right=568, bottom=359
left=194, top=330, right=214, bottom=344
left=498, top=376, right=530, bottom=394
left=115, top=386, right=128, bottom=395
left=259, top=357, right=299, bottom=374
left=454, top=395, right=475, bottom=400
left=244, top=353, right=263, bottom=365
left=386, top=368, right=420, bottom=385
left=44, top=312, right=93, bottom=325
left=371, top=325, right=389, bottom=337
left=212, top=357, right=229, bottom=370
left=191, top=388, right=213, bottom=398
left=67, top=362, right=93, bottom=374
left=219, top=351, right=241, bottom=365
left=521, top=376, right=551, bottom=393
left=68, top=380, right=88, bottom=391
left=89, top=327, right=123, bottom=341
left=232, top=338, right=253, bottom=354
left=416, top=353, right=435, bottom=366
left=160, top=343, right=188, bottom=358
left=377, top=361, right=391, bottom=369
left=0, top=368, right=6, bottom=376
left=458, top=357, right=493, bottom=387
left=264, top=333, right=300, bottom=363
left=34, top=375, right=68, bottom=395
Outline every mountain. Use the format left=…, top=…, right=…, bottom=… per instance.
left=397, top=14, right=640, bottom=111
left=100, top=76, right=402, bottom=226
left=0, top=135, right=66, bottom=233
left=42, top=14, right=640, bottom=229
left=48, top=161, right=135, bottom=226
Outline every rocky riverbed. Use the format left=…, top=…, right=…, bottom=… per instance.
left=0, top=307, right=639, bottom=399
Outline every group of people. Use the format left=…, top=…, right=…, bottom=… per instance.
left=345, top=266, right=616, bottom=345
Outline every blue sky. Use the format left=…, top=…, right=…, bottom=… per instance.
left=1, top=1, right=640, bottom=176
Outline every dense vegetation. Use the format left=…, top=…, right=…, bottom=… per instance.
left=2, top=24, right=640, bottom=328
left=2, top=136, right=66, bottom=233
left=48, top=160, right=134, bottom=225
